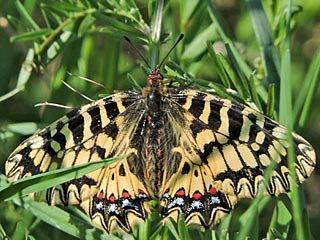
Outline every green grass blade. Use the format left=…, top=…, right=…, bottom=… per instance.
left=44, top=30, right=76, bottom=64
left=267, top=199, right=292, bottom=239
left=207, top=41, right=231, bottom=88
left=225, top=44, right=251, bottom=99
left=149, top=0, right=164, bottom=68
left=165, top=218, right=181, bottom=240
left=246, top=0, right=281, bottom=106
left=0, top=48, right=34, bottom=102
left=0, top=224, right=8, bottom=240
left=10, top=29, right=52, bottom=42
left=41, top=2, right=83, bottom=15
left=11, top=209, right=35, bottom=240
left=6, top=122, right=41, bottom=136
left=0, top=156, right=121, bottom=202
left=182, top=23, right=217, bottom=60
left=206, top=0, right=252, bottom=76
left=236, top=197, right=270, bottom=240
left=177, top=214, right=191, bottom=240
left=295, top=48, right=320, bottom=127
left=15, top=0, right=40, bottom=31
left=279, top=2, right=309, bottom=239
left=99, top=37, right=120, bottom=88
left=248, top=74, right=263, bottom=111
left=26, top=202, right=104, bottom=239
left=266, top=83, right=276, bottom=118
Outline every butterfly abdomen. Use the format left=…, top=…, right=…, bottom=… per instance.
left=143, top=113, right=166, bottom=194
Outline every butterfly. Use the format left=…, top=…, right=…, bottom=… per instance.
left=5, top=40, right=316, bottom=233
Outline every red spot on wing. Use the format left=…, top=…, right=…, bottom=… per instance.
left=175, top=188, right=185, bottom=197
left=209, top=186, right=217, bottom=195
left=138, top=189, right=146, bottom=194
left=109, top=194, right=116, bottom=203
left=98, top=190, right=104, bottom=200
left=192, top=191, right=202, bottom=200
left=122, top=190, right=130, bottom=198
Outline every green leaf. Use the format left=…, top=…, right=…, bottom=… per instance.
left=11, top=210, right=35, bottom=240
left=0, top=48, right=34, bottom=102
left=41, top=2, right=83, bottom=14
left=93, top=13, right=146, bottom=37
left=225, top=44, right=251, bottom=100
left=165, top=218, right=181, bottom=240
left=206, top=1, right=252, bottom=76
left=177, top=214, right=190, bottom=240
left=295, top=47, right=320, bottom=127
left=182, top=23, right=217, bottom=60
left=266, top=83, right=276, bottom=118
left=267, top=199, right=291, bottom=239
left=78, top=15, right=96, bottom=37
left=236, top=197, right=270, bottom=240
left=45, top=30, right=76, bottom=64
left=207, top=41, right=231, bottom=88
left=246, top=0, right=281, bottom=108
left=15, top=0, right=40, bottom=31
left=7, top=122, right=40, bottom=136
left=26, top=202, right=105, bottom=239
left=10, top=29, right=53, bottom=42
left=248, top=73, right=263, bottom=111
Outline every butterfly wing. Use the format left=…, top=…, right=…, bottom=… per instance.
left=160, top=89, right=315, bottom=227
left=5, top=91, right=146, bottom=205
left=80, top=148, right=152, bottom=232
left=6, top=90, right=154, bottom=232
left=79, top=106, right=154, bottom=232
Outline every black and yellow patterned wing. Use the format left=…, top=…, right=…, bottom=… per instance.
left=159, top=89, right=316, bottom=227
left=5, top=90, right=152, bottom=208
left=81, top=150, right=153, bottom=232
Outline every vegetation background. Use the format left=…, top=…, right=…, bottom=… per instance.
left=0, top=0, right=319, bottom=239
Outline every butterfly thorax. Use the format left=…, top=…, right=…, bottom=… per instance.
left=142, top=69, right=165, bottom=114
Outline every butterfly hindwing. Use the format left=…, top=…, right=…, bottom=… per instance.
left=81, top=150, right=153, bottom=232
left=159, top=147, right=237, bottom=227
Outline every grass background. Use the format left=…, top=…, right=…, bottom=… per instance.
left=0, top=0, right=319, bottom=239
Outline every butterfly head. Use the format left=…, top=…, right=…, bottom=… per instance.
left=148, top=68, right=163, bottom=88
left=147, top=34, right=184, bottom=89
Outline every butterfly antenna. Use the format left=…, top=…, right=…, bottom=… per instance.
left=123, top=36, right=151, bottom=69
left=34, top=102, right=72, bottom=109
left=158, top=33, right=184, bottom=69
left=67, top=72, right=105, bottom=88
left=62, top=80, right=93, bottom=102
